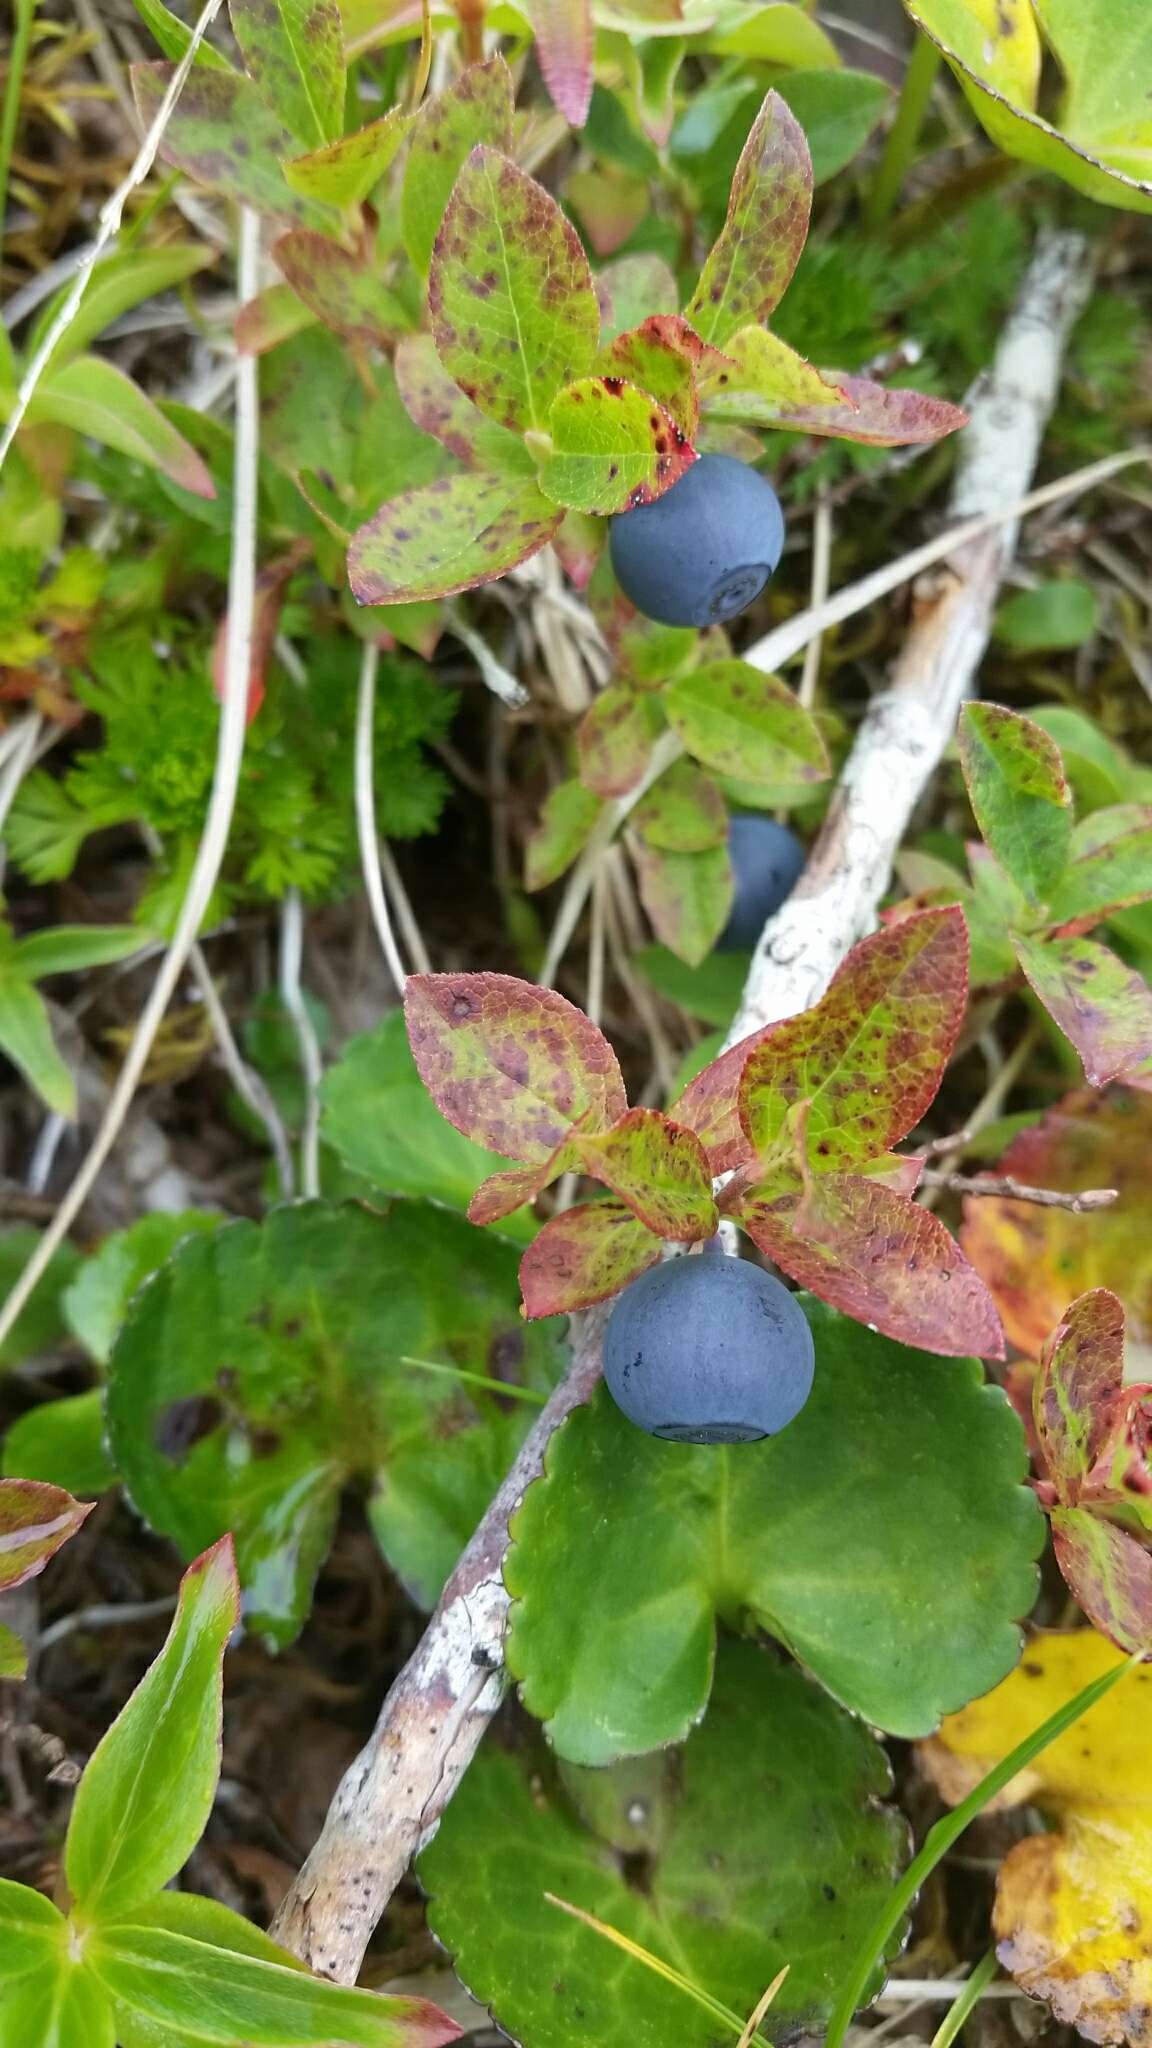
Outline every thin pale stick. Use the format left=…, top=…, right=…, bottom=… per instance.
left=354, top=641, right=409, bottom=996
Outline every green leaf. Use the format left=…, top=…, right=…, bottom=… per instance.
left=62, top=1212, right=220, bottom=1366
left=685, top=89, right=812, bottom=345
left=105, top=1203, right=565, bottom=1636
left=131, top=63, right=320, bottom=221
left=664, top=659, right=829, bottom=787
left=320, top=1011, right=538, bottom=1239
left=421, top=1643, right=906, bottom=2047
left=348, top=470, right=562, bottom=604
left=1, top=1391, right=116, bottom=1499
left=525, top=775, right=603, bottom=889
left=595, top=252, right=679, bottom=340
left=283, top=108, right=409, bottom=204
left=632, top=839, right=732, bottom=966
left=1013, top=933, right=1152, bottom=1089
left=0, top=1227, right=81, bottom=1370
left=632, top=759, right=726, bottom=852
left=699, top=323, right=846, bottom=418
left=0, top=1479, right=93, bottom=1591
left=958, top=701, right=1073, bottom=908
left=597, top=314, right=734, bottom=436
left=575, top=1109, right=718, bottom=1239
left=1028, top=705, right=1133, bottom=810
left=230, top=0, right=345, bottom=149
left=0, top=1955, right=114, bottom=2047
left=776, top=66, right=890, bottom=181
left=0, top=1877, right=68, bottom=1984
left=26, top=247, right=215, bottom=373
left=429, top=146, right=599, bottom=433
left=0, top=1623, right=28, bottom=1678
left=393, top=332, right=534, bottom=474
left=636, top=942, right=750, bottom=1024
left=26, top=357, right=214, bottom=498
left=507, top=1299, right=1040, bottom=1759
left=64, top=1538, right=239, bottom=1920
left=271, top=229, right=409, bottom=344
left=130, top=0, right=234, bottom=67
left=577, top=684, right=659, bottom=797
left=88, top=1916, right=456, bottom=2047
left=542, top=378, right=695, bottom=514
left=13, top=925, right=145, bottom=980
left=0, top=969, right=76, bottom=1117
left=1044, top=805, right=1152, bottom=925
left=994, top=578, right=1100, bottom=650
left=402, top=57, right=515, bottom=274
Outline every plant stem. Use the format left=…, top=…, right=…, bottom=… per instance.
left=865, top=32, right=942, bottom=231
left=0, top=0, right=35, bottom=247
left=930, top=1952, right=999, bottom=2048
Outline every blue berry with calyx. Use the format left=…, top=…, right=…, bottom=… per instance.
left=720, top=814, right=806, bottom=950
left=603, top=1250, right=814, bottom=1445
left=609, top=453, right=785, bottom=628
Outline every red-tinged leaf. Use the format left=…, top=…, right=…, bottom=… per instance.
left=282, top=108, right=409, bottom=206
left=575, top=1109, right=718, bottom=1240
left=860, top=1151, right=926, bottom=1195
left=568, top=169, right=651, bottom=258
left=212, top=550, right=302, bottom=723
left=271, top=230, right=409, bottom=345
left=518, top=1201, right=663, bottom=1317
left=959, top=702, right=1072, bottom=909
left=1050, top=1509, right=1152, bottom=1655
left=731, top=1170, right=1006, bottom=1359
left=0, top=1479, right=93, bottom=1592
left=429, top=146, right=599, bottom=434
left=631, top=836, right=732, bottom=968
left=234, top=282, right=316, bottom=355
left=699, top=324, right=849, bottom=421
left=230, top=0, right=345, bottom=151
left=132, top=63, right=317, bottom=221
left=738, top=907, right=968, bottom=1173
left=1046, top=805, right=1152, bottom=927
left=685, top=89, right=812, bottom=347
left=1034, top=1288, right=1127, bottom=1502
left=404, top=972, right=627, bottom=1164
left=541, top=378, right=696, bottom=516
left=468, top=1143, right=576, bottom=1226
left=1014, top=933, right=1152, bottom=1089
left=28, top=357, right=215, bottom=498
left=402, top=58, right=515, bottom=275
left=393, top=333, right=533, bottom=473
left=596, top=252, right=679, bottom=342
left=577, top=686, right=658, bottom=797
left=524, top=0, right=593, bottom=126
left=600, top=316, right=737, bottom=438
left=552, top=509, right=602, bottom=588
left=633, top=759, right=727, bottom=852
left=664, top=660, right=829, bottom=788
left=524, top=776, right=602, bottom=891
left=670, top=1024, right=779, bottom=1170
left=348, top=470, right=562, bottom=605
left=766, top=373, right=969, bottom=446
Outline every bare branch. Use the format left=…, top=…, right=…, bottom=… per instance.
left=919, top=1171, right=1118, bottom=1213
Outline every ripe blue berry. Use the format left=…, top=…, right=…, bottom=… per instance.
left=603, top=1252, right=814, bottom=1444
left=720, top=814, right=806, bottom=950
left=609, top=454, right=785, bottom=628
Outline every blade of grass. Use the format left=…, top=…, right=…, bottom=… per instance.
left=399, top=1356, right=548, bottom=1406
left=737, top=1965, right=789, bottom=2048
left=544, top=1893, right=772, bottom=2045
left=930, top=1952, right=999, bottom=2048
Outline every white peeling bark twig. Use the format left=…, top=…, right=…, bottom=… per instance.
left=272, top=227, right=1095, bottom=1984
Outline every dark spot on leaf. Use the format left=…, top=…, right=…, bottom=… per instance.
left=249, top=1426, right=282, bottom=1459
left=603, top=377, right=625, bottom=397
left=154, top=1395, right=225, bottom=1465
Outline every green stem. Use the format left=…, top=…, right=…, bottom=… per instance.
left=930, top=1951, right=999, bottom=2048
left=0, top=0, right=37, bottom=246
left=825, top=1651, right=1141, bottom=2048
left=865, top=32, right=943, bottom=231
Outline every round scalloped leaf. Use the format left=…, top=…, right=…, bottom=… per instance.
left=106, top=1201, right=565, bottom=1646
left=420, top=1642, right=908, bottom=2047
left=506, top=1297, right=1042, bottom=1761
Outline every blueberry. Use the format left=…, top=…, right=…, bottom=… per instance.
left=720, top=814, right=806, bottom=950
left=609, top=454, right=785, bottom=628
left=603, top=1252, right=814, bottom=1444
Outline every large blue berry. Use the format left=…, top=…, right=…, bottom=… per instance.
left=603, top=1251, right=814, bottom=1444
left=609, top=453, right=785, bottom=628
left=720, top=814, right=806, bottom=950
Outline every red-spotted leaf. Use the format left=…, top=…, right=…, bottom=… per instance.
left=234, top=282, right=316, bottom=354
left=524, top=0, right=593, bottom=126
left=669, top=1023, right=779, bottom=1170
left=685, top=89, right=812, bottom=347
left=429, top=147, right=599, bottom=434
left=577, top=686, right=658, bottom=797
left=404, top=972, right=627, bottom=1164
left=738, top=907, right=968, bottom=1171
left=1013, top=933, right=1152, bottom=1088
left=633, top=759, right=727, bottom=852
left=348, top=470, right=562, bottom=604
left=631, top=837, right=732, bottom=967
left=600, top=316, right=736, bottom=438
left=402, top=58, right=515, bottom=274
left=664, top=660, right=829, bottom=787
left=575, top=1109, right=718, bottom=1240
left=132, top=64, right=317, bottom=220
left=525, top=777, right=602, bottom=891
left=468, top=1143, right=577, bottom=1227
left=958, top=703, right=1072, bottom=908
left=730, top=1169, right=1006, bottom=1358
left=767, top=373, right=968, bottom=446
left=699, top=325, right=849, bottom=420
left=1045, top=805, right=1152, bottom=926
left=393, top=333, right=533, bottom=474
left=1033, top=1288, right=1127, bottom=1503
left=541, top=378, right=696, bottom=515
left=230, top=0, right=345, bottom=150
left=271, top=230, right=409, bottom=344
left=519, top=1201, right=663, bottom=1317
left=1049, top=1509, right=1152, bottom=1655
left=283, top=107, right=409, bottom=204
left=0, top=1478, right=93, bottom=1592
left=29, top=357, right=214, bottom=497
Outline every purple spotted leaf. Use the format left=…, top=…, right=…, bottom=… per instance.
left=524, top=777, right=603, bottom=891
left=685, top=90, right=812, bottom=347
left=958, top=703, right=1073, bottom=908
left=282, top=107, right=409, bottom=205
left=0, top=1478, right=94, bottom=1593
left=404, top=972, right=628, bottom=1164
left=394, top=333, right=534, bottom=474
left=1045, top=805, right=1152, bottom=927
left=578, top=686, right=659, bottom=797
left=670, top=1023, right=780, bottom=1171
left=763, top=373, right=969, bottom=446
left=402, top=58, right=515, bottom=274
left=229, top=0, right=345, bottom=149
left=664, top=660, right=829, bottom=788
left=631, top=836, right=733, bottom=967
left=1049, top=1509, right=1152, bottom=1655
left=468, top=1137, right=581, bottom=1227
left=1013, top=933, right=1152, bottom=1088
left=699, top=325, right=849, bottom=421
left=518, top=1201, right=663, bottom=1318
left=632, top=759, right=727, bottom=852
left=132, top=64, right=319, bottom=221
left=541, top=377, right=697, bottom=515
left=524, top=0, right=593, bottom=126
left=574, top=1109, right=718, bottom=1240
left=599, top=316, right=737, bottom=437
left=1033, top=1289, right=1131, bottom=1505
left=272, top=229, right=409, bottom=344
left=429, top=146, right=599, bottom=433
left=348, top=470, right=562, bottom=605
